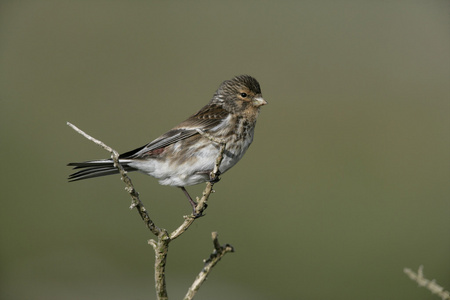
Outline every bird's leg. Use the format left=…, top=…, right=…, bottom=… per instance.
left=180, top=186, right=196, bottom=209
left=180, top=187, right=204, bottom=217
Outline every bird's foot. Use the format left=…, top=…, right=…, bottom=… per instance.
left=180, top=187, right=205, bottom=218
left=209, top=170, right=222, bottom=183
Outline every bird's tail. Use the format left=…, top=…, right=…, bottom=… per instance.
left=67, top=159, right=136, bottom=182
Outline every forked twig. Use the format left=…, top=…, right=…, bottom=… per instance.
left=68, top=122, right=233, bottom=300
left=184, top=232, right=234, bottom=300
left=404, top=266, right=450, bottom=300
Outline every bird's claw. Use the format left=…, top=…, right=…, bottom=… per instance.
left=192, top=202, right=207, bottom=218
left=209, top=170, right=222, bottom=183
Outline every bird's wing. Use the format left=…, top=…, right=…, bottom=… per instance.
left=120, top=103, right=229, bottom=159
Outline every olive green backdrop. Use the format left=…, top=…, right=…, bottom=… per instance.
left=1, top=1, right=449, bottom=299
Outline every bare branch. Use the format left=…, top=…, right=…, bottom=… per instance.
left=68, top=122, right=233, bottom=300
left=67, top=122, right=162, bottom=237
left=404, top=266, right=450, bottom=300
left=67, top=122, right=119, bottom=156
left=153, top=231, right=170, bottom=300
left=184, top=232, right=234, bottom=300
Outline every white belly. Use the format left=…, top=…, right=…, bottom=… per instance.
left=126, top=132, right=254, bottom=187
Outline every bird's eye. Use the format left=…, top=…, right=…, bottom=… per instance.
left=240, top=93, right=248, bottom=98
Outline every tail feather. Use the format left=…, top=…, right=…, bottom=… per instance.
left=67, top=160, right=136, bottom=182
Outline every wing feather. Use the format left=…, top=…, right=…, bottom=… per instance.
left=121, top=103, right=229, bottom=159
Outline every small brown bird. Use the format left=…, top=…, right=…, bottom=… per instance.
left=68, top=75, right=267, bottom=210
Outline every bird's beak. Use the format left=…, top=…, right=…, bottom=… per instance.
left=253, top=97, right=268, bottom=107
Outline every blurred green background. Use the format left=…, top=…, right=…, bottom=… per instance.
left=1, top=1, right=449, bottom=299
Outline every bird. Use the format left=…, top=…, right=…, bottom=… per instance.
left=68, top=75, right=267, bottom=213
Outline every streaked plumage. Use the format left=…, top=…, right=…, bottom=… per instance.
left=68, top=75, right=267, bottom=209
